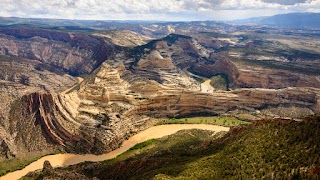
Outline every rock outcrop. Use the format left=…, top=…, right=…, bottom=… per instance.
left=137, top=50, right=174, bottom=69
left=191, top=56, right=320, bottom=89
left=0, top=56, right=76, bottom=92
left=0, top=28, right=115, bottom=75
left=5, top=61, right=318, bottom=157
left=234, top=66, right=320, bottom=89
left=94, top=30, right=152, bottom=47
left=132, top=86, right=320, bottom=118
left=1, top=32, right=320, bottom=165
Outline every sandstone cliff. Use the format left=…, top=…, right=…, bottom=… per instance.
left=191, top=56, right=320, bottom=89
left=1, top=32, right=320, bottom=165
left=4, top=61, right=318, bottom=158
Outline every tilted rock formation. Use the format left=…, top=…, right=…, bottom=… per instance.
left=0, top=56, right=78, bottom=159
left=5, top=61, right=318, bottom=157
left=1, top=32, right=320, bottom=163
left=14, top=62, right=158, bottom=154
left=120, top=34, right=213, bottom=91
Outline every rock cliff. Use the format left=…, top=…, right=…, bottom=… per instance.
left=191, top=56, right=320, bottom=89
left=0, top=28, right=115, bottom=75
left=1, top=32, right=320, bottom=165
left=4, top=61, right=318, bottom=158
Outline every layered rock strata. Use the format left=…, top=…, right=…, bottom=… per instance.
left=1, top=33, right=320, bottom=160
left=0, top=28, right=115, bottom=75
left=192, top=58, right=320, bottom=89
left=6, top=62, right=318, bottom=156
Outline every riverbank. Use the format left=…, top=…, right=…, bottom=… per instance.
left=1, top=124, right=229, bottom=180
left=157, top=116, right=250, bottom=127
left=182, top=67, right=215, bottom=93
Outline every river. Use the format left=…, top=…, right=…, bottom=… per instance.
left=182, top=67, right=214, bottom=93
left=1, top=124, right=229, bottom=180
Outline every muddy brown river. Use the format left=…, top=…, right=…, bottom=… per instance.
left=1, top=124, right=229, bottom=180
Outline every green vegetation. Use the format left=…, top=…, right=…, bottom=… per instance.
left=55, top=116, right=320, bottom=179
left=210, top=75, right=228, bottom=91
left=106, top=139, right=159, bottom=163
left=0, top=152, right=54, bottom=176
left=128, top=139, right=157, bottom=151
left=157, top=116, right=250, bottom=127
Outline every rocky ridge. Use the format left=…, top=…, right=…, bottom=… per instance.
left=0, top=28, right=115, bottom=75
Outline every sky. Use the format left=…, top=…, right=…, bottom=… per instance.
left=0, top=0, right=320, bottom=21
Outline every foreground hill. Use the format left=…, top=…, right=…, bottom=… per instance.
left=24, top=116, right=320, bottom=179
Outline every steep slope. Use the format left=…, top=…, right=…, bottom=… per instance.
left=191, top=55, right=320, bottom=89
left=120, top=34, right=212, bottom=90
left=0, top=28, right=115, bottom=75
left=7, top=61, right=320, bottom=159
left=24, top=116, right=320, bottom=179
left=1, top=30, right=320, bottom=178
left=0, top=27, right=118, bottom=175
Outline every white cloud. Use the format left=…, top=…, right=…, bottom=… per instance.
left=0, top=0, right=319, bottom=20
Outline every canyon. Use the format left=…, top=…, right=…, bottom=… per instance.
left=1, top=124, right=229, bottom=180
left=0, top=23, right=319, bottom=178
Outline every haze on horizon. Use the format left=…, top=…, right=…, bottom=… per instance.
left=1, top=0, right=320, bottom=21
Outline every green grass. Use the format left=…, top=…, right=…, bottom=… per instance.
left=0, top=152, right=55, bottom=176
left=157, top=116, right=250, bottom=127
left=43, top=116, right=320, bottom=180
left=101, top=139, right=158, bottom=164
left=129, top=139, right=157, bottom=151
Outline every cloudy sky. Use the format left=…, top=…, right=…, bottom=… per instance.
left=0, top=0, right=319, bottom=21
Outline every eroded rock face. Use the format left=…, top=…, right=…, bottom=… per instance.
left=133, top=87, right=320, bottom=118
left=191, top=56, right=320, bottom=89
left=137, top=50, right=174, bottom=69
left=1, top=33, right=320, bottom=161
left=0, top=28, right=115, bottom=75
left=5, top=61, right=318, bottom=157
left=0, top=59, right=79, bottom=159
left=94, top=30, right=152, bottom=47
left=0, top=57, right=76, bottom=92
left=235, top=67, right=320, bottom=89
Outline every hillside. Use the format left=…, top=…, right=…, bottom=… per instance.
left=24, top=116, right=320, bottom=179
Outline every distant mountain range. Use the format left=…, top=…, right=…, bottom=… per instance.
left=1, top=13, right=319, bottom=30
left=232, top=12, right=320, bottom=29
